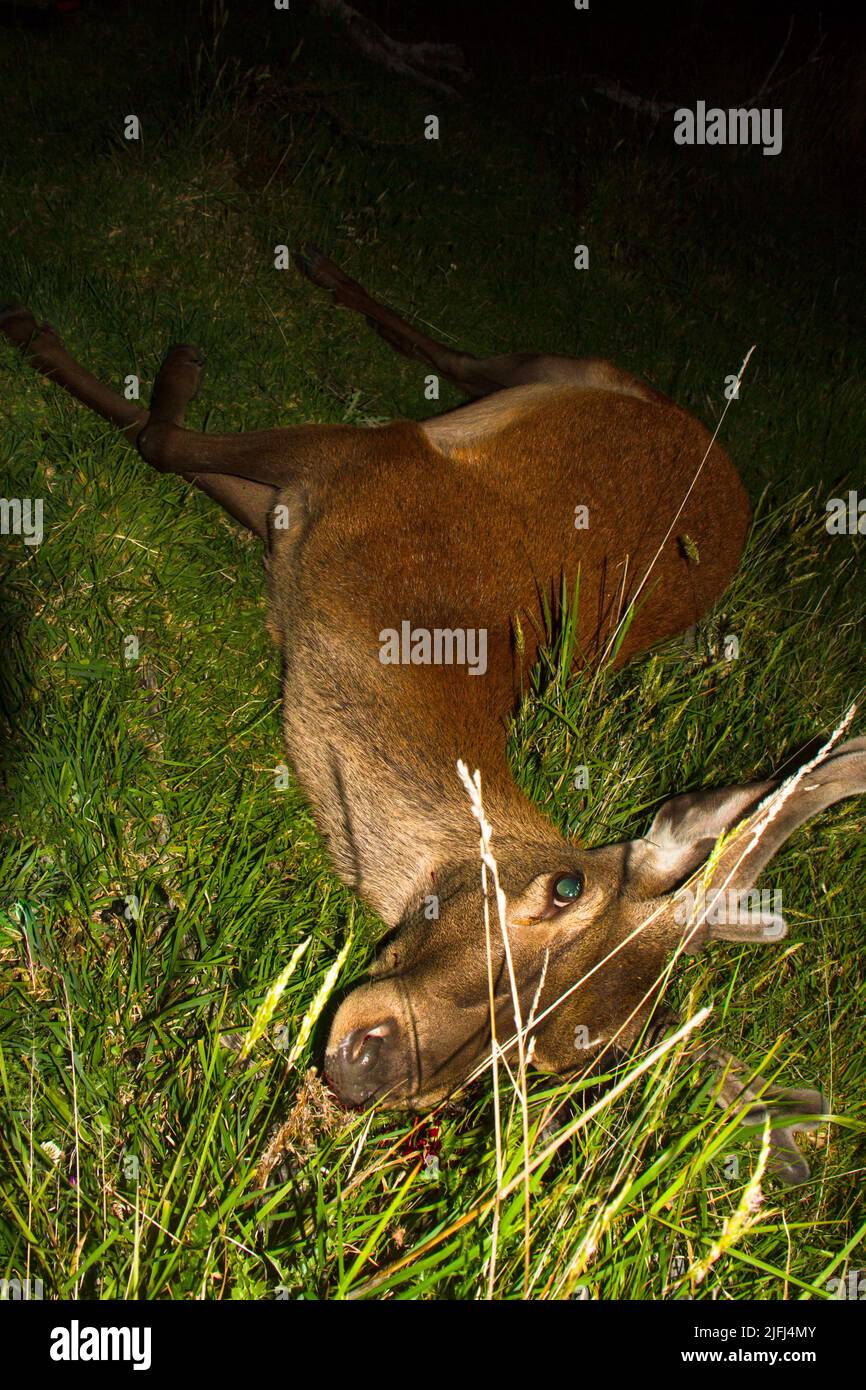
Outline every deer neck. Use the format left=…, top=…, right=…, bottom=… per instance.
left=336, top=717, right=559, bottom=927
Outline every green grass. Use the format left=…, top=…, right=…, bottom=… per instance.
left=0, top=2, right=864, bottom=1300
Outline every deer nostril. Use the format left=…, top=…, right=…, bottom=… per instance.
left=341, top=1020, right=396, bottom=1072
left=326, top=1013, right=409, bottom=1107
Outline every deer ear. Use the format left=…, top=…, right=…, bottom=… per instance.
left=630, top=737, right=866, bottom=950
left=633, top=779, right=774, bottom=892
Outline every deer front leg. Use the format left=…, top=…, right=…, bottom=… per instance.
left=139, top=343, right=278, bottom=539
left=133, top=343, right=295, bottom=486
left=133, top=341, right=373, bottom=501
left=709, top=1046, right=828, bottom=1186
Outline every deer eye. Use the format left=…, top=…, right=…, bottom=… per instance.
left=552, top=872, right=584, bottom=910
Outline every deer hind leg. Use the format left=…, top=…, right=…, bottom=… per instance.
left=295, top=245, right=666, bottom=404
left=0, top=307, right=293, bottom=541
left=709, top=1046, right=828, bottom=1186
left=0, top=304, right=148, bottom=442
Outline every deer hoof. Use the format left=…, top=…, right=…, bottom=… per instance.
left=0, top=303, right=40, bottom=348
left=294, top=243, right=327, bottom=281
left=294, top=244, right=354, bottom=299
left=159, top=343, right=205, bottom=396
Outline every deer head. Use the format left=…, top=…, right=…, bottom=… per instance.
left=325, top=736, right=866, bottom=1110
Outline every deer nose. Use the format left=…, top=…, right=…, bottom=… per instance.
left=327, top=1018, right=399, bottom=1106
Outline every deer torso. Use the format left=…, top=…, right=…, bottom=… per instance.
left=267, top=385, right=750, bottom=922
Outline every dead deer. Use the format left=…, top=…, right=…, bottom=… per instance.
left=3, top=250, right=863, bottom=1185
